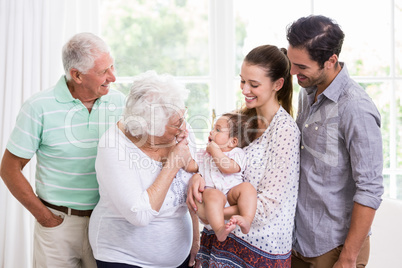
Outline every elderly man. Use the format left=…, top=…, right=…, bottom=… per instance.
left=0, top=32, right=125, bottom=267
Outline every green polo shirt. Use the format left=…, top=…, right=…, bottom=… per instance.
left=6, top=76, right=126, bottom=210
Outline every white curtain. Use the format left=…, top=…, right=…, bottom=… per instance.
left=0, top=0, right=100, bottom=267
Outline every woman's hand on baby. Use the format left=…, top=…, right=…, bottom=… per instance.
left=186, top=173, right=205, bottom=212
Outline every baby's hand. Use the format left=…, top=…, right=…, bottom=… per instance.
left=206, top=141, right=220, bottom=154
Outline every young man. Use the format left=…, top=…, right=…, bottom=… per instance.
left=0, top=33, right=125, bottom=267
left=287, top=15, right=384, bottom=268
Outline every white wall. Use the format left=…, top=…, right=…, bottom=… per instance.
left=367, top=198, right=402, bottom=267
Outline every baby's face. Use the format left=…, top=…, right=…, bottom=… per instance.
left=209, top=117, right=233, bottom=150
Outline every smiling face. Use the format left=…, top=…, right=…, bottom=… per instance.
left=74, top=52, right=116, bottom=101
left=287, top=46, right=327, bottom=89
left=240, top=62, right=279, bottom=111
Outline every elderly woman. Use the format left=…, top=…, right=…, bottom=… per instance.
left=89, top=71, right=199, bottom=268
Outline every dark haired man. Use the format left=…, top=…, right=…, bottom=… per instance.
left=287, top=15, right=384, bottom=268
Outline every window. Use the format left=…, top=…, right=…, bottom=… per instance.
left=100, top=0, right=210, bottom=146
left=100, top=0, right=402, bottom=199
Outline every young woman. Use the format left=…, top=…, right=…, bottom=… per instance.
left=187, top=45, right=301, bottom=267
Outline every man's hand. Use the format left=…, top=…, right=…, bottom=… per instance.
left=332, top=258, right=356, bottom=268
left=38, top=212, right=64, bottom=228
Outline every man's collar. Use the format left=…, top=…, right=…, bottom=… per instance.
left=321, top=62, right=348, bottom=103
left=54, top=76, right=75, bottom=103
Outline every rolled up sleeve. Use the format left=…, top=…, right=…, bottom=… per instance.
left=343, top=98, right=384, bottom=210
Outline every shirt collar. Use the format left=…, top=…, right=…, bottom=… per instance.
left=54, top=76, right=74, bottom=103
left=305, top=62, right=349, bottom=104
left=322, top=62, right=348, bottom=103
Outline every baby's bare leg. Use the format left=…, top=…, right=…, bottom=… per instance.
left=226, top=182, right=257, bottom=234
left=203, top=188, right=234, bottom=241
left=194, top=196, right=207, bottom=224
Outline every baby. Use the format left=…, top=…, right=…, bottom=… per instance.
left=185, top=112, right=257, bottom=242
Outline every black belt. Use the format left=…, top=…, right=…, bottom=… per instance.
left=40, top=198, right=92, bottom=217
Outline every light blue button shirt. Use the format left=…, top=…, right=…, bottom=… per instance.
left=293, top=63, right=384, bottom=257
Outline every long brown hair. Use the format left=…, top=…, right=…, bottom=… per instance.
left=239, top=45, right=294, bottom=141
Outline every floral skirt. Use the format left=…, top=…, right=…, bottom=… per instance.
left=196, top=228, right=291, bottom=268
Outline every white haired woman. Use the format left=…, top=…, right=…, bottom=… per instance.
left=89, top=71, right=199, bottom=268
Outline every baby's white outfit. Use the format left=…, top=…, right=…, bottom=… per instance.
left=195, top=147, right=246, bottom=195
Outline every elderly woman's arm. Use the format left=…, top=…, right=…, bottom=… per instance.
left=147, top=138, right=190, bottom=211
left=96, top=134, right=192, bottom=226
